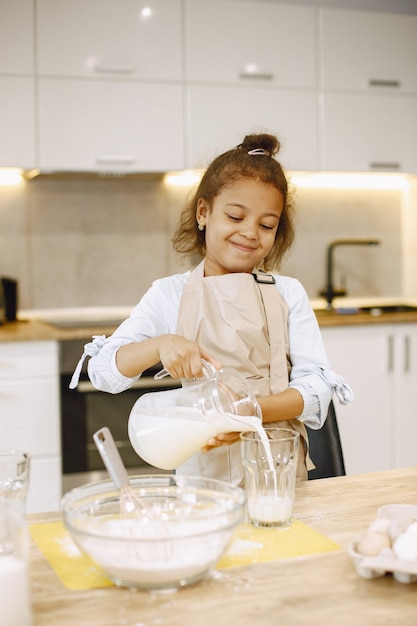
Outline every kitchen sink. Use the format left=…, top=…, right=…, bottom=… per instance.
left=314, top=303, right=417, bottom=316
left=359, top=304, right=417, bottom=314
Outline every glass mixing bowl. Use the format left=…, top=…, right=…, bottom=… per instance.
left=61, top=474, right=245, bottom=590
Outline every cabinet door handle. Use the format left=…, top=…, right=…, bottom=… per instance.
left=387, top=335, right=394, bottom=372
left=369, top=162, right=401, bottom=170
left=404, top=335, right=411, bottom=373
left=239, top=72, right=274, bottom=81
left=96, top=155, right=136, bottom=165
left=94, top=64, right=135, bottom=75
left=368, top=79, right=400, bottom=88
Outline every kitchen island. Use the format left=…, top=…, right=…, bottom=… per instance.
left=29, top=466, right=417, bottom=626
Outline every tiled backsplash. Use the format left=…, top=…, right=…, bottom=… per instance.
left=0, top=174, right=406, bottom=311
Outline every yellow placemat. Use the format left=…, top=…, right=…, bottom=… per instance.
left=30, top=522, right=113, bottom=590
left=217, top=520, right=340, bottom=569
left=30, top=520, right=340, bottom=591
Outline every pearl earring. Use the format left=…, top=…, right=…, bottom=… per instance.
left=198, top=223, right=205, bottom=231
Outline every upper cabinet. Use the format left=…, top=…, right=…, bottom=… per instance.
left=38, top=79, right=184, bottom=172
left=320, top=9, right=417, bottom=94
left=0, top=0, right=34, bottom=74
left=0, top=77, right=36, bottom=168
left=184, top=0, right=317, bottom=171
left=322, top=93, right=417, bottom=173
left=36, top=0, right=182, bottom=81
left=2, top=2, right=417, bottom=174
left=319, top=8, right=417, bottom=173
left=185, top=0, right=316, bottom=89
left=0, top=0, right=35, bottom=168
left=35, top=0, right=184, bottom=172
left=186, top=86, right=318, bottom=171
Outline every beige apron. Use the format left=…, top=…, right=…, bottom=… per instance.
left=176, top=260, right=310, bottom=484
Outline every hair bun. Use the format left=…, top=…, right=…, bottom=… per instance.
left=238, top=133, right=280, bottom=157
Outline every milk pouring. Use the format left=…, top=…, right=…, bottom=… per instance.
left=128, top=362, right=263, bottom=470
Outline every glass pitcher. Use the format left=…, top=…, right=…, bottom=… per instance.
left=128, top=361, right=262, bottom=470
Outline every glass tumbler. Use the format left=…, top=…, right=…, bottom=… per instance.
left=0, top=450, right=31, bottom=516
left=240, top=428, right=299, bottom=528
left=0, top=501, right=32, bottom=625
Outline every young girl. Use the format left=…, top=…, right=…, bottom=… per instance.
left=71, top=133, right=353, bottom=482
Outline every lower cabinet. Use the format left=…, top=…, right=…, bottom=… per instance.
left=0, top=340, right=61, bottom=513
left=320, top=323, right=417, bottom=475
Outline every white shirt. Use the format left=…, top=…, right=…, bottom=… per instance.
left=73, top=271, right=353, bottom=429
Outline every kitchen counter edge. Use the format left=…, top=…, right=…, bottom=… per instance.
left=2, top=311, right=417, bottom=343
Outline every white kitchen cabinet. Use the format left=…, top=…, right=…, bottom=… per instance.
left=0, top=76, right=36, bottom=168
left=320, top=325, right=392, bottom=476
left=392, top=324, right=417, bottom=470
left=320, top=9, right=417, bottom=94
left=321, top=323, right=417, bottom=476
left=185, top=0, right=316, bottom=88
left=0, top=0, right=34, bottom=75
left=186, top=85, right=318, bottom=171
left=36, top=0, right=182, bottom=81
left=319, top=8, right=417, bottom=174
left=38, top=79, right=184, bottom=172
left=0, top=340, right=61, bottom=513
left=321, top=93, right=417, bottom=173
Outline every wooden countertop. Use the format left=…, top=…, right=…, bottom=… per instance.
left=0, top=319, right=119, bottom=343
left=314, top=308, right=417, bottom=327
left=2, top=309, right=417, bottom=344
left=29, top=467, right=417, bottom=626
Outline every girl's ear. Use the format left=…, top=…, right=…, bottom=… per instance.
left=196, top=198, right=209, bottom=224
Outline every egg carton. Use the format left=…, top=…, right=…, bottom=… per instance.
left=349, top=504, right=417, bottom=584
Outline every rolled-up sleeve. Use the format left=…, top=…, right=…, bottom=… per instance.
left=279, top=277, right=354, bottom=429
left=71, top=273, right=187, bottom=393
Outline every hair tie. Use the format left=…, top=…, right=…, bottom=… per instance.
left=247, top=148, right=271, bottom=156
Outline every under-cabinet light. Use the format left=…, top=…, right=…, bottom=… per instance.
left=164, top=170, right=203, bottom=187
left=290, top=172, right=410, bottom=191
left=0, top=168, right=24, bottom=186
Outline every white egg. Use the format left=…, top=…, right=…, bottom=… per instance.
left=387, top=519, right=408, bottom=542
left=357, top=531, right=391, bottom=557
left=393, top=533, right=417, bottom=561
left=405, top=521, right=417, bottom=536
left=369, top=519, right=390, bottom=534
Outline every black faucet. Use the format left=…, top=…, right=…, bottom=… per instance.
left=320, top=239, right=381, bottom=310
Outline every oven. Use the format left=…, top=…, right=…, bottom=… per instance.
left=60, top=339, right=180, bottom=493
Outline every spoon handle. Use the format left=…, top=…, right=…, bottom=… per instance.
left=93, top=427, right=129, bottom=489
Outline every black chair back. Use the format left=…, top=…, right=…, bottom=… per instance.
left=306, top=401, right=346, bottom=480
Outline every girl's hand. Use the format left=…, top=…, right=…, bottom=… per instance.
left=201, top=432, right=241, bottom=452
left=158, top=334, right=221, bottom=380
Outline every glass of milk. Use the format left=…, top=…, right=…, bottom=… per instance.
left=0, top=450, right=31, bottom=517
left=0, top=501, right=33, bottom=626
left=240, top=428, right=299, bottom=528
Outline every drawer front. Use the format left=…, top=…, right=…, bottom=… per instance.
left=0, top=341, right=58, bottom=379
left=0, top=379, right=60, bottom=455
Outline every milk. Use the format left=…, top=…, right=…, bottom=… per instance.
left=128, top=406, right=263, bottom=470
left=248, top=494, right=293, bottom=524
left=0, top=555, right=32, bottom=626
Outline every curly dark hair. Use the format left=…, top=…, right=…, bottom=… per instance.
left=171, top=133, right=295, bottom=272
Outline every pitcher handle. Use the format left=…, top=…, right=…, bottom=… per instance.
left=154, top=359, right=217, bottom=381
